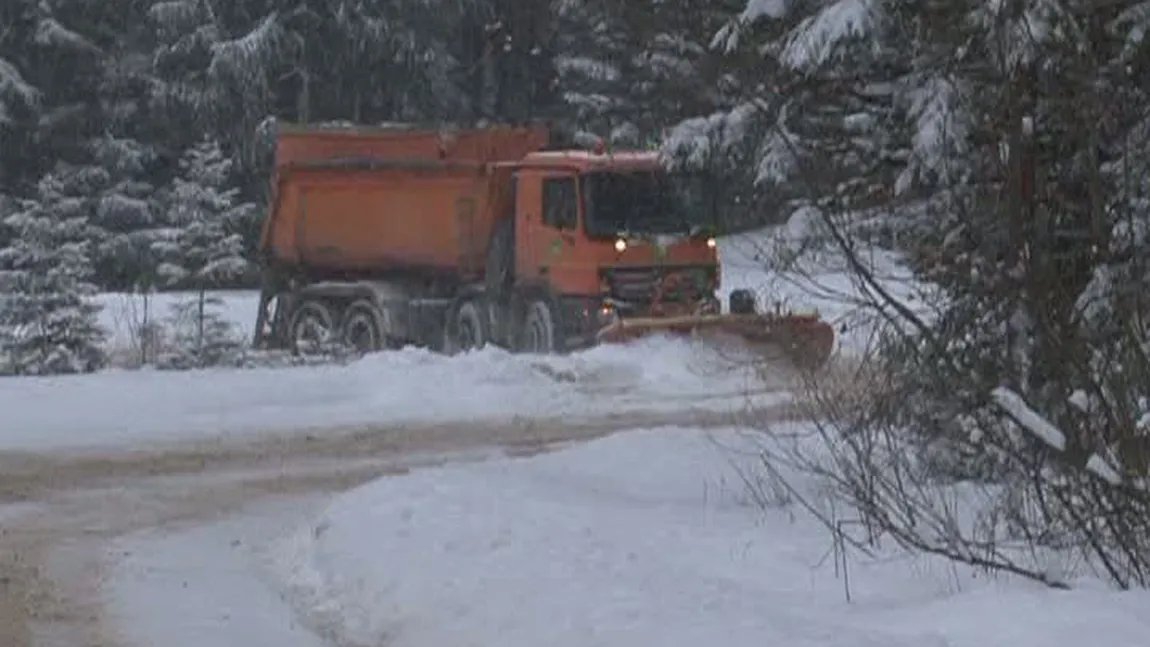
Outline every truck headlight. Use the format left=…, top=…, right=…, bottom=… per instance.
left=706, top=237, right=717, bottom=249
left=597, top=303, right=619, bottom=325
left=614, top=238, right=627, bottom=252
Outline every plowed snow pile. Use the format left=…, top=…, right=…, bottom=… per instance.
left=0, top=334, right=780, bottom=451
left=271, top=427, right=1150, bottom=647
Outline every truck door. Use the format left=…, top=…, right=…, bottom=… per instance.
left=516, top=170, right=581, bottom=289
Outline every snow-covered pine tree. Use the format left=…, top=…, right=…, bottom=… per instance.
left=0, top=56, right=38, bottom=128
left=1, top=34, right=43, bottom=189
left=666, top=0, right=925, bottom=233
left=556, top=0, right=738, bottom=146
left=82, top=134, right=170, bottom=291
left=0, top=171, right=107, bottom=375
left=154, top=135, right=252, bottom=368
left=697, top=0, right=1150, bottom=587
left=148, top=0, right=222, bottom=127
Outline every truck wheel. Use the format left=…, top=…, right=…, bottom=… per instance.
left=289, top=300, right=336, bottom=353
left=519, top=300, right=556, bottom=354
left=446, top=300, right=488, bottom=354
left=340, top=300, right=384, bottom=354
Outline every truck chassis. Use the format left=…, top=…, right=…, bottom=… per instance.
left=252, top=268, right=624, bottom=356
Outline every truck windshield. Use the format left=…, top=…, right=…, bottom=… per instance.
left=581, top=170, right=715, bottom=239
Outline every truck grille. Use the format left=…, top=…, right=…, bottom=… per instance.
left=602, top=266, right=714, bottom=305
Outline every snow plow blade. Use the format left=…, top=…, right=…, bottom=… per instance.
left=595, top=312, right=835, bottom=371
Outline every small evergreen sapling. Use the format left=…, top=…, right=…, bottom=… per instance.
left=0, top=173, right=107, bottom=375
left=154, top=136, right=253, bottom=368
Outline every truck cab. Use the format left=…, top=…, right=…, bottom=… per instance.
left=497, top=149, right=723, bottom=352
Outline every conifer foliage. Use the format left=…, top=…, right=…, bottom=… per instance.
left=153, top=136, right=253, bottom=367
left=0, top=172, right=107, bottom=375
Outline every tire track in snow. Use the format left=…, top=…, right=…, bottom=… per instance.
left=0, top=400, right=801, bottom=504
left=0, top=399, right=804, bottom=647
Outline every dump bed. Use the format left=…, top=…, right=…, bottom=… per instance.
left=260, top=123, right=550, bottom=279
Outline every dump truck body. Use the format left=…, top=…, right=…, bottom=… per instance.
left=264, top=164, right=505, bottom=278
left=261, top=123, right=546, bottom=279
left=252, top=122, right=834, bottom=368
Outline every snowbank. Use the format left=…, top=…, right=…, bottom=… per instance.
left=0, top=336, right=778, bottom=451
left=273, top=426, right=1150, bottom=647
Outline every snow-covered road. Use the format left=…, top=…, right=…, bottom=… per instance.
left=6, top=229, right=1064, bottom=647
left=0, top=401, right=800, bottom=647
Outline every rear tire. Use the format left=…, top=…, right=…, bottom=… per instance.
left=340, top=300, right=383, bottom=354
left=518, top=299, right=557, bottom=354
left=288, top=299, right=336, bottom=353
left=445, top=299, right=489, bottom=353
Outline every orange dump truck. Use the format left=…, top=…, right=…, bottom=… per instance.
left=252, top=122, right=834, bottom=366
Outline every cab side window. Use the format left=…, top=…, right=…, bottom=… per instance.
left=542, top=177, right=578, bottom=230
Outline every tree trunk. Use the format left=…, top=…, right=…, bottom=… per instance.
left=197, top=288, right=206, bottom=357
left=298, top=54, right=311, bottom=124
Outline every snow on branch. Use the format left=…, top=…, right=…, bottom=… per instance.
left=779, top=0, right=879, bottom=72
left=0, top=58, right=39, bottom=123
left=208, top=12, right=286, bottom=84
left=711, top=0, right=789, bottom=53
left=0, top=58, right=37, bottom=102
left=754, top=103, right=800, bottom=186
left=991, top=386, right=1125, bottom=486
left=148, top=0, right=210, bottom=36
left=1112, top=1, right=1150, bottom=62
left=662, top=103, right=756, bottom=168
left=895, top=74, right=970, bottom=195
left=991, top=386, right=1067, bottom=451
left=33, top=19, right=102, bottom=55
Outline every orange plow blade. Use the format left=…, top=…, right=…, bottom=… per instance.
left=595, top=312, right=836, bottom=371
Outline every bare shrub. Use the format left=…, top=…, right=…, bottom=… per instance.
left=703, top=0, right=1150, bottom=591
left=103, top=291, right=164, bottom=368
left=736, top=195, right=1150, bottom=590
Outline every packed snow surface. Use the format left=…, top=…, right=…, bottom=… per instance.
left=0, top=336, right=777, bottom=451
left=106, top=496, right=333, bottom=647
left=274, top=426, right=1150, bottom=647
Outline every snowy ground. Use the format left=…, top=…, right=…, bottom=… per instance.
left=272, top=426, right=1150, bottom=647
left=0, top=336, right=784, bottom=451
left=5, top=225, right=1047, bottom=647
left=105, top=496, right=334, bottom=647
left=212, top=229, right=1136, bottom=647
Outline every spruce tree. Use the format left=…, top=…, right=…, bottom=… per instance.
left=0, top=171, right=107, bottom=375
left=153, top=136, right=252, bottom=367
